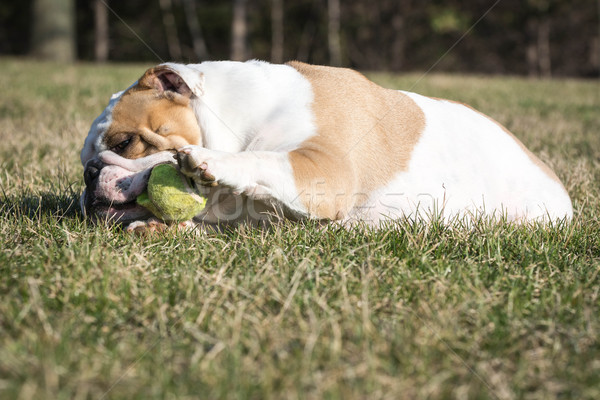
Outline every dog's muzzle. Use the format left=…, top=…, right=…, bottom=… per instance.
left=81, top=150, right=180, bottom=224
left=81, top=158, right=154, bottom=224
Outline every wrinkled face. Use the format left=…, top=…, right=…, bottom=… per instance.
left=102, top=89, right=200, bottom=159
left=80, top=65, right=203, bottom=223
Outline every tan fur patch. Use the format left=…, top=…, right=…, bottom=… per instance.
left=103, top=78, right=202, bottom=159
left=287, top=61, right=425, bottom=220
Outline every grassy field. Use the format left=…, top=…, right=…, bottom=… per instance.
left=0, top=58, right=599, bottom=399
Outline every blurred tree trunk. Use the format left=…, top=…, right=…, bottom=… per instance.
left=327, top=0, right=342, bottom=66
left=596, top=0, right=600, bottom=76
left=526, top=18, right=538, bottom=76
left=296, top=20, right=315, bottom=62
left=526, top=0, right=553, bottom=78
left=182, top=0, right=209, bottom=61
left=527, top=17, right=552, bottom=77
left=231, top=0, right=248, bottom=60
left=537, top=18, right=552, bottom=77
left=159, top=0, right=182, bottom=61
left=592, top=35, right=600, bottom=77
left=31, top=0, right=76, bottom=62
left=231, top=0, right=248, bottom=61
left=271, top=0, right=284, bottom=63
left=390, top=13, right=405, bottom=71
left=390, top=0, right=412, bottom=71
left=597, top=0, right=600, bottom=75
left=94, top=0, right=109, bottom=62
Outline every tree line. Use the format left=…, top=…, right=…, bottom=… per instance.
left=1, top=0, right=599, bottom=77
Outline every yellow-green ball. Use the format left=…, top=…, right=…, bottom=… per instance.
left=137, top=164, right=206, bottom=222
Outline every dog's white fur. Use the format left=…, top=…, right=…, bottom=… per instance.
left=369, top=92, right=572, bottom=222
left=81, top=60, right=573, bottom=228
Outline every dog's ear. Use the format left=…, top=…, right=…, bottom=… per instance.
left=138, top=64, right=204, bottom=98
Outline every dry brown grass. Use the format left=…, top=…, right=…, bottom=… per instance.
left=1, top=58, right=599, bottom=399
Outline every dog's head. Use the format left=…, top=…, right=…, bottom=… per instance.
left=80, top=64, right=204, bottom=223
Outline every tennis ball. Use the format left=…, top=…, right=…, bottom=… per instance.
left=137, top=163, right=206, bottom=222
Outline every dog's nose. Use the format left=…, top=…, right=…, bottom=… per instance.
left=83, top=159, right=104, bottom=187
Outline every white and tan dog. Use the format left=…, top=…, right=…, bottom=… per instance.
left=80, top=60, right=572, bottom=231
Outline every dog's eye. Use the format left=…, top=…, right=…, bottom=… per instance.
left=112, top=138, right=131, bottom=152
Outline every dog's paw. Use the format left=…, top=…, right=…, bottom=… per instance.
left=176, top=146, right=225, bottom=186
left=126, top=218, right=169, bottom=235
left=126, top=218, right=197, bottom=235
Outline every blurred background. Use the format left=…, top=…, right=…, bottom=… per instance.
left=1, top=0, right=599, bottom=77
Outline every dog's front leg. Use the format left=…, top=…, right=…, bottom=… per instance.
left=176, top=146, right=308, bottom=217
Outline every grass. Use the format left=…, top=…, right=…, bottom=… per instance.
left=0, top=57, right=599, bottom=399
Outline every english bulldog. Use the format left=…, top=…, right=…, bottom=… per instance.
left=80, top=60, right=573, bottom=232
